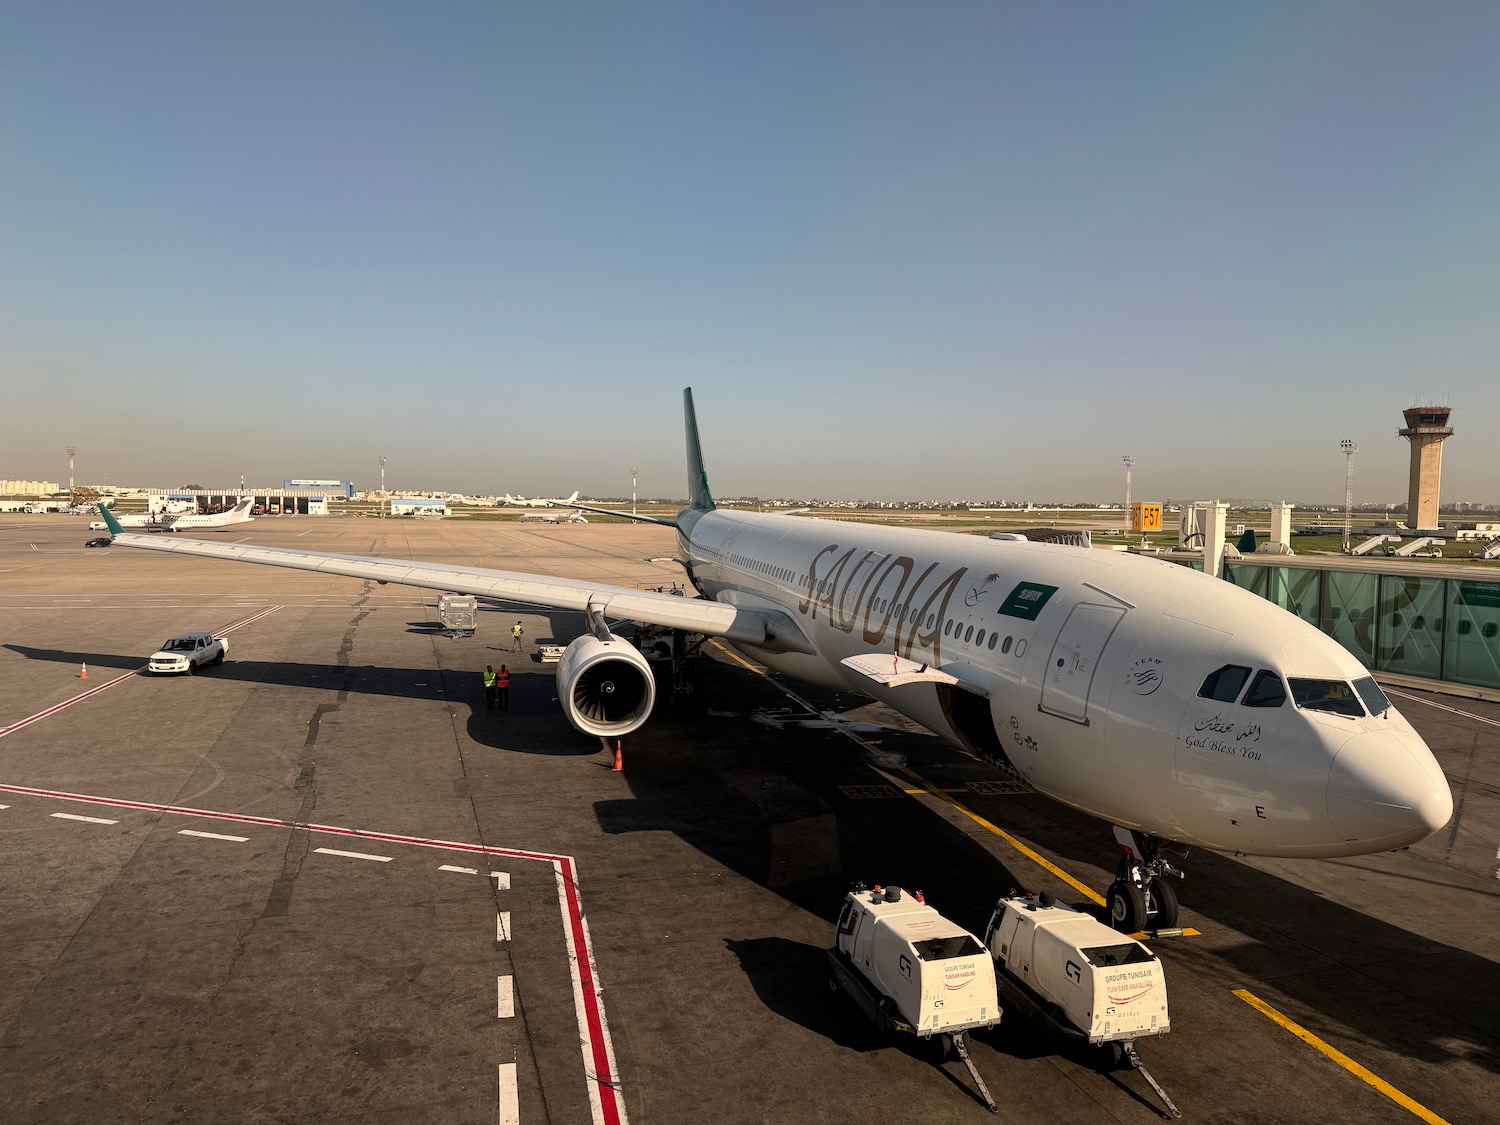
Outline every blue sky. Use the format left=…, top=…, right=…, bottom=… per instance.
left=3, top=2, right=1497, bottom=503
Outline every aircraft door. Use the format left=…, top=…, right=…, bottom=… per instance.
left=1040, top=602, right=1127, bottom=724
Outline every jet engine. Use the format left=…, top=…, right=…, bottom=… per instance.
left=555, top=632, right=657, bottom=738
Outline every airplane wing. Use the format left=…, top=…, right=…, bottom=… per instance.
left=563, top=502, right=677, bottom=527
left=96, top=506, right=809, bottom=652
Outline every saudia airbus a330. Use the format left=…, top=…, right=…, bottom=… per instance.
left=98, top=389, right=1452, bottom=933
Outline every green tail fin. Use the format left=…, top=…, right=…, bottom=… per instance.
left=1237, top=528, right=1256, bottom=553
left=683, top=388, right=715, bottom=511
left=98, top=503, right=123, bottom=536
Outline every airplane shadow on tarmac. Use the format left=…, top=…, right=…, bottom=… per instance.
left=599, top=655, right=1500, bottom=1078
left=3, top=642, right=502, bottom=709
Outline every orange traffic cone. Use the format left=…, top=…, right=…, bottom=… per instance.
left=611, top=741, right=623, bottom=772
left=79, top=661, right=88, bottom=680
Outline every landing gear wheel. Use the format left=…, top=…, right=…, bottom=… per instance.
left=1146, top=876, right=1179, bottom=928
left=1107, top=879, right=1148, bottom=933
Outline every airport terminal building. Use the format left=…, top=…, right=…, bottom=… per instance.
left=144, top=479, right=354, bottom=516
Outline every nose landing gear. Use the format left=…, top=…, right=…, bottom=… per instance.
left=1106, top=827, right=1183, bottom=934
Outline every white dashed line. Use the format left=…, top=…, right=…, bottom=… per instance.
left=440, top=864, right=481, bottom=875
left=314, top=847, right=393, bottom=863
left=0, top=804, right=9, bottom=809
left=497, top=911, right=511, bottom=942
left=179, top=829, right=250, bottom=843
left=51, top=812, right=117, bottom=825
left=498, top=1063, right=519, bottom=1125
left=491, top=871, right=510, bottom=889
left=497, top=975, right=514, bottom=1018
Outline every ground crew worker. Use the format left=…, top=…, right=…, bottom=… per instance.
left=482, top=665, right=498, bottom=710
left=496, top=664, right=510, bottom=711
left=511, top=620, right=524, bottom=651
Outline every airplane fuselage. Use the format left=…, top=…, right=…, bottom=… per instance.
left=677, top=507, right=1451, bottom=859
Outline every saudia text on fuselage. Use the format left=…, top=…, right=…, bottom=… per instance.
left=798, top=542, right=970, bottom=663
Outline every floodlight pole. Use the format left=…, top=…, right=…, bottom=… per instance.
left=379, top=457, right=387, bottom=519
left=631, top=467, right=638, bottom=516
left=66, top=446, right=77, bottom=500
left=1340, top=440, right=1357, bottom=552
left=1122, top=455, right=1134, bottom=533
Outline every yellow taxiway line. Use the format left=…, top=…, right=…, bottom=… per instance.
left=1233, top=989, right=1451, bottom=1125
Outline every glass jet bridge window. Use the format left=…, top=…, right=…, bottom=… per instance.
left=1289, top=678, right=1365, bottom=717
left=1198, top=664, right=1251, bottom=702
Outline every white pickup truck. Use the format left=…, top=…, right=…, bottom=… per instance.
left=148, top=632, right=227, bottom=675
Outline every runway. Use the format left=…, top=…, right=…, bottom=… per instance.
left=0, top=514, right=1496, bottom=1123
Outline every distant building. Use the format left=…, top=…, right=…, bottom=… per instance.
left=0, top=480, right=61, bottom=496
left=284, top=479, right=355, bottom=499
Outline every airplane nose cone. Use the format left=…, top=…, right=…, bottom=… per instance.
left=1327, top=730, right=1453, bottom=849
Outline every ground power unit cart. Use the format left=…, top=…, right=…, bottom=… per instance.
left=985, top=891, right=1180, bottom=1117
left=827, top=885, right=1001, bottom=1112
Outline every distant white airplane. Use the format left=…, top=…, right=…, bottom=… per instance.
left=520, top=509, right=588, bottom=524
left=95, top=496, right=255, bottom=533
left=99, top=390, right=1452, bottom=934
left=501, top=490, right=580, bottom=508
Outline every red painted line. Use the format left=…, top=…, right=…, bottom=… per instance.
left=0, top=670, right=142, bottom=739
left=0, top=607, right=283, bottom=742
left=559, top=856, right=623, bottom=1124
left=0, top=779, right=627, bottom=1125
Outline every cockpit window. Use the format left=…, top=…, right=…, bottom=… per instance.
left=1289, top=678, right=1365, bottom=717
left=1353, top=676, right=1392, bottom=716
left=1199, top=665, right=1251, bottom=702
left=1242, top=670, right=1286, bottom=708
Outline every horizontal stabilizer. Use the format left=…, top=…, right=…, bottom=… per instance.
left=841, top=653, right=962, bottom=689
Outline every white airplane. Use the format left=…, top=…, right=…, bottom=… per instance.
left=501, top=490, right=580, bottom=508
left=97, top=390, right=1452, bottom=932
left=520, top=509, right=588, bottom=524
left=93, top=496, right=255, bottom=533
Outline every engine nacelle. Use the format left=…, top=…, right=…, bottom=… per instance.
left=556, top=632, right=657, bottom=738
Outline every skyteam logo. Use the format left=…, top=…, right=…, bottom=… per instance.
left=1128, top=657, right=1165, bottom=696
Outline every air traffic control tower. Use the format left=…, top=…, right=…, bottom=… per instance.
left=1398, top=405, right=1454, bottom=532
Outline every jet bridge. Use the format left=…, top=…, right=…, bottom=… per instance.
left=1352, top=534, right=1401, bottom=556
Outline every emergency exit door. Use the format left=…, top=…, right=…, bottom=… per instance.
left=1039, top=602, right=1126, bottom=724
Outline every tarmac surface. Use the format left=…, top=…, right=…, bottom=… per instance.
left=0, top=514, right=1496, bottom=1124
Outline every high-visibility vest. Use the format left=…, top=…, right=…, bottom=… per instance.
left=496, top=669, right=510, bottom=688
left=512, top=624, right=524, bottom=637
left=483, top=670, right=497, bottom=687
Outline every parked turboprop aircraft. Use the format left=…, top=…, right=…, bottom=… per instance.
left=97, top=391, right=1452, bottom=933
left=501, top=490, right=580, bottom=508
left=94, top=496, right=255, bottom=533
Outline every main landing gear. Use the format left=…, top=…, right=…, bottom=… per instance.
left=1106, top=826, right=1182, bottom=934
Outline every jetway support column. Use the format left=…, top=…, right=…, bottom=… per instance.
left=1198, top=501, right=1228, bottom=578
left=1269, top=502, right=1293, bottom=554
